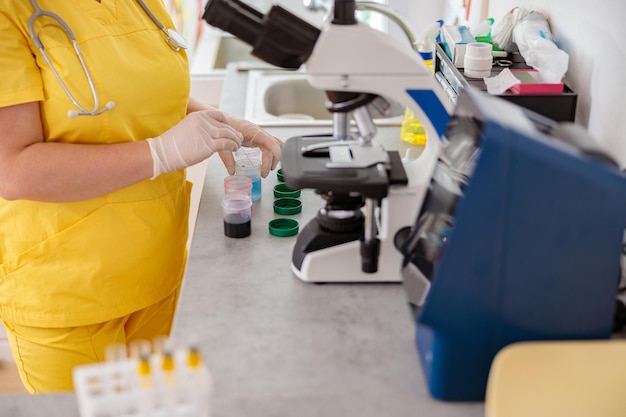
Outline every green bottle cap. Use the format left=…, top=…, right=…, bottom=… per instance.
left=273, top=183, right=301, bottom=198
left=273, top=198, right=302, bottom=215
left=268, top=218, right=299, bottom=237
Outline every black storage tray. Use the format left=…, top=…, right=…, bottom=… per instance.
left=434, top=43, right=577, bottom=122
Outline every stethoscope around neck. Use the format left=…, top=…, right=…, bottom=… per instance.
left=27, top=0, right=188, bottom=118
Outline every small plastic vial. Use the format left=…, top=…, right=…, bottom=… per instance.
left=234, top=147, right=262, bottom=202
left=224, top=175, right=252, bottom=198
left=221, top=193, right=252, bottom=238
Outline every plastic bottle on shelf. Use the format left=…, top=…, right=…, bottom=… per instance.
left=472, top=17, right=507, bottom=58
left=473, top=17, right=494, bottom=43
left=401, top=19, right=443, bottom=146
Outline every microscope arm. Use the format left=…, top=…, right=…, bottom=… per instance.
left=305, top=17, right=453, bottom=161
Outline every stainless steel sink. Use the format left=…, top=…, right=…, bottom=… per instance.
left=244, top=70, right=404, bottom=127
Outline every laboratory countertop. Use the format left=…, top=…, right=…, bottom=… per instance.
left=0, top=66, right=484, bottom=416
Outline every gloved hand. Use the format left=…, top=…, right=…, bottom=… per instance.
left=147, top=110, right=244, bottom=178
left=217, top=115, right=283, bottom=177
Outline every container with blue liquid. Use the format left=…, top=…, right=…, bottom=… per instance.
left=234, top=147, right=262, bottom=202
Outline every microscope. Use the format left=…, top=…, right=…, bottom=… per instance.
left=203, top=0, right=452, bottom=283
left=203, top=0, right=626, bottom=401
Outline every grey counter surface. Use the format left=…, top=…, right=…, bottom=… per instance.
left=0, top=66, right=484, bottom=416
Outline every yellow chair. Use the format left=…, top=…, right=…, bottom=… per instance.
left=485, top=340, right=626, bottom=417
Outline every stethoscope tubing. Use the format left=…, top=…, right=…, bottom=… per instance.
left=134, top=0, right=188, bottom=51
left=27, top=0, right=187, bottom=117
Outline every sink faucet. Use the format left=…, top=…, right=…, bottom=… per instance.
left=304, top=0, right=418, bottom=51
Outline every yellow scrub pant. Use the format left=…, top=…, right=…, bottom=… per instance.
left=3, top=287, right=180, bottom=394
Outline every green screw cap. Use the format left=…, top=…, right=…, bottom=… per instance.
left=268, top=218, right=299, bottom=237
left=273, top=198, right=302, bottom=215
left=273, top=183, right=301, bottom=198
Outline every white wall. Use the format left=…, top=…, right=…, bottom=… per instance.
left=245, top=0, right=327, bottom=25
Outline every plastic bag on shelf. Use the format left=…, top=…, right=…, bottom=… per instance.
left=491, top=7, right=532, bottom=51
left=512, top=12, right=569, bottom=82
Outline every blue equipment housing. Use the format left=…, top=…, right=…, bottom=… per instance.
left=403, top=88, right=626, bottom=401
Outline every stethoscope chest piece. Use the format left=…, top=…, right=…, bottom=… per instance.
left=166, top=29, right=188, bottom=51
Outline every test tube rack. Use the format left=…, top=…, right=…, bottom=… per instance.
left=73, top=345, right=212, bottom=417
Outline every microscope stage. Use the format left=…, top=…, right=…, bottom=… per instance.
left=281, top=135, right=407, bottom=199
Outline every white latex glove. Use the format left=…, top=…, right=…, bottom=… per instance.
left=147, top=110, right=243, bottom=178
left=217, top=115, right=284, bottom=177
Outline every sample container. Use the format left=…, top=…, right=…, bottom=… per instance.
left=221, top=193, right=252, bottom=238
left=224, top=175, right=252, bottom=197
left=234, top=147, right=262, bottom=202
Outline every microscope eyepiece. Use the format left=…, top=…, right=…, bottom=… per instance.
left=202, top=0, right=321, bottom=69
left=202, top=0, right=264, bottom=46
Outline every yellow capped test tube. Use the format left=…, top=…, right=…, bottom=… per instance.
left=187, top=346, right=202, bottom=369
left=161, top=350, right=175, bottom=373
left=138, top=354, right=151, bottom=377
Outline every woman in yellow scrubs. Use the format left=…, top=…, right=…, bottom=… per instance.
left=0, top=0, right=282, bottom=393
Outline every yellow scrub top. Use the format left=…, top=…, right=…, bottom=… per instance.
left=0, top=1, right=192, bottom=327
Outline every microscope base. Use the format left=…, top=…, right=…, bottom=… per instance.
left=291, top=217, right=403, bottom=283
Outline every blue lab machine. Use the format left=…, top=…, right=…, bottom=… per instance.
left=400, top=88, right=626, bottom=401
